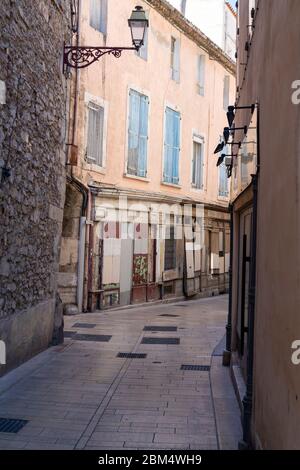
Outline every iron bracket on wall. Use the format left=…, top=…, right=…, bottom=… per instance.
left=63, top=45, right=138, bottom=72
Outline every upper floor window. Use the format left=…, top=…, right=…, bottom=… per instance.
left=90, top=0, right=107, bottom=34
left=171, top=37, right=180, bottom=83
left=219, top=146, right=229, bottom=197
left=127, top=89, right=149, bottom=178
left=86, top=102, right=104, bottom=166
left=223, top=75, right=230, bottom=110
left=163, top=107, right=180, bottom=184
left=192, top=136, right=204, bottom=189
left=197, top=54, right=206, bottom=96
left=137, top=27, right=148, bottom=61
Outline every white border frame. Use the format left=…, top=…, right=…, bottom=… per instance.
left=191, top=130, right=206, bottom=192
left=83, top=91, right=108, bottom=172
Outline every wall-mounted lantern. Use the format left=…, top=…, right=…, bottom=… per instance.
left=63, top=6, right=149, bottom=72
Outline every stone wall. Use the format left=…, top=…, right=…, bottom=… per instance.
left=0, top=0, right=71, bottom=375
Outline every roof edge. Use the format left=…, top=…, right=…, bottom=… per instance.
left=145, top=0, right=236, bottom=76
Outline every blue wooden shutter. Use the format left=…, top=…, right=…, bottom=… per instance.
left=138, top=27, right=148, bottom=60
left=173, top=39, right=180, bottom=82
left=198, top=55, right=205, bottom=96
left=164, top=108, right=173, bottom=183
left=223, top=75, right=230, bottom=110
left=128, top=90, right=140, bottom=175
left=87, top=103, right=104, bottom=166
left=90, top=0, right=101, bottom=31
left=192, top=140, right=203, bottom=189
left=138, top=94, right=149, bottom=177
left=171, top=110, right=180, bottom=183
left=219, top=146, right=228, bottom=196
left=90, top=0, right=107, bottom=33
left=100, top=0, right=107, bottom=34
left=164, top=108, right=180, bottom=184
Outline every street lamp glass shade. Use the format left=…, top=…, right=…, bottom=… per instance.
left=128, top=6, right=149, bottom=49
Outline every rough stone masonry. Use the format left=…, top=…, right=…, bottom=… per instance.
left=0, top=0, right=71, bottom=375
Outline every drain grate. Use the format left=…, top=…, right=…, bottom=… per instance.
left=0, top=418, right=28, bottom=433
left=117, top=352, right=147, bottom=359
left=64, top=331, right=76, bottom=338
left=142, top=337, right=180, bottom=345
left=159, top=314, right=179, bottom=317
left=143, top=326, right=177, bottom=332
left=181, top=364, right=210, bottom=371
left=74, top=334, right=112, bottom=342
left=72, top=323, right=96, bottom=329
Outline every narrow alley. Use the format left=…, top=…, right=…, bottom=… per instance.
left=0, top=296, right=241, bottom=450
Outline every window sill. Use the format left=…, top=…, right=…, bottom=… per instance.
left=83, top=162, right=106, bottom=174
left=161, top=181, right=182, bottom=189
left=124, top=173, right=150, bottom=182
left=191, top=185, right=205, bottom=193
left=217, top=194, right=230, bottom=202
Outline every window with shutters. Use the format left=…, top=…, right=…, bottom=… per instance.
left=219, top=146, right=229, bottom=197
left=164, top=224, right=176, bottom=271
left=223, top=75, right=230, bottom=110
left=127, top=89, right=149, bottom=178
left=90, top=0, right=107, bottom=34
left=171, top=37, right=180, bottom=82
left=86, top=102, right=104, bottom=166
left=192, top=136, right=204, bottom=189
left=163, top=107, right=180, bottom=185
left=137, top=27, right=148, bottom=61
left=197, top=55, right=205, bottom=96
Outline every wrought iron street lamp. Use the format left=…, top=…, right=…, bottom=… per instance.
left=128, top=5, right=149, bottom=49
left=63, top=6, right=149, bottom=71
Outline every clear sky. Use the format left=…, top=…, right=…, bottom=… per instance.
left=228, top=0, right=237, bottom=9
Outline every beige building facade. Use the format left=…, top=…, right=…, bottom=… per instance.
left=59, top=0, right=235, bottom=312
left=223, top=0, right=300, bottom=450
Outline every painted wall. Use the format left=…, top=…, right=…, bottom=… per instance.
left=73, top=0, right=236, bottom=204
left=233, top=0, right=300, bottom=449
left=61, top=0, right=236, bottom=309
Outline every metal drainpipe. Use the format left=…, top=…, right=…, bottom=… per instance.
left=67, top=173, right=88, bottom=312
left=223, top=202, right=234, bottom=366
left=68, top=0, right=88, bottom=313
left=239, top=104, right=260, bottom=449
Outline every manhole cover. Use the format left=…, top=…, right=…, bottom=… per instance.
left=117, top=352, right=147, bottom=359
left=141, top=337, right=180, bottom=345
left=180, top=364, right=210, bottom=371
left=143, top=326, right=177, bottom=332
left=0, top=418, right=28, bottom=433
left=64, top=331, right=76, bottom=338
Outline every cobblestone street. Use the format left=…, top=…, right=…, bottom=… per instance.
left=0, top=296, right=242, bottom=450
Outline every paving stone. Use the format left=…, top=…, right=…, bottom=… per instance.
left=0, top=296, right=242, bottom=451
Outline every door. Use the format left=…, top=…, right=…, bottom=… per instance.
left=120, top=222, right=133, bottom=306
left=237, top=207, right=253, bottom=379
